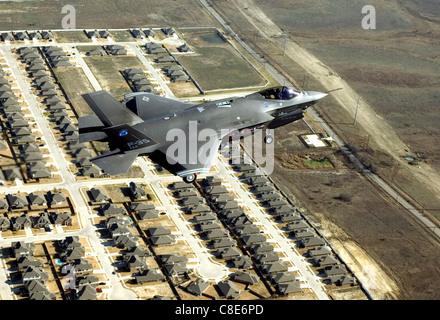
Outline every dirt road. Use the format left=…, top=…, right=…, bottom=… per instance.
left=221, top=0, right=440, bottom=299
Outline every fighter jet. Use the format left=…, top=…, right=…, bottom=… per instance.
left=78, top=86, right=327, bottom=183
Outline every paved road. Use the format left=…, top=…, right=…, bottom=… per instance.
left=136, top=157, right=229, bottom=282
left=197, top=0, right=440, bottom=241
left=215, top=156, right=329, bottom=300
left=0, top=46, right=138, bottom=300
left=71, top=47, right=102, bottom=91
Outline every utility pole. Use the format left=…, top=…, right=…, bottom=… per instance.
left=283, top=31, right=288, bottom=56
left=353, top=96, right=361, bottom=125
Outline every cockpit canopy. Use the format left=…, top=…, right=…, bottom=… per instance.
left=259, top=86, right=301, bottom=100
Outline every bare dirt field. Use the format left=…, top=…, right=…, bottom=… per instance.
left=0, top=0, right=217, bottom=30
left=212, top=0, right=440, bottom=299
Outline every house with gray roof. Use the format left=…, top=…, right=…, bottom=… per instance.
left=89, top=188, right=108, bottom=203
left=60, top=246, right=85, bottom=263
left=328, top=275, right=355, bottom=286
left=64, top=131, right=79, bottom=141
left=217, top=246, right=241, bottom=259
left=205, top=185, right=228, bottom=196
left=130, top=29, right=143, bottom=39
left=75, top=284, right=96, bottom=300
left=57, top=236, right=81, bottom=251
left=135, top=269, right=165, bottom=284
left=114, top=234, right=138, bottom=249
left=53, top=60, right=73, bottom=68
left=22, top=266, right=49, bottom=282
left=15, top=31, right=29, bottom=40
left=87, top=48, right=104, bottom=56
left=187, top=203, right=210, bottom=214
left=0, top=91, right=13, bottom=99
left=164, top=262, right=187, bottom=276
left=33, top=212, right=52, bottom=229
left=47, top=191, right=67, bottom=206
left=99, top=203, right=125, bottom=216
left=249, top=243, right=274, bottom=254
left=138, top=210, right=159, bottom=220
left=124, top=246, right=150, bottom=259
left=108, top=223, right=131, bottom=238
left=28, top=63, right=46, bottom=71
left=323, top=264, right=347, bottom=278
left=286, top=220, right=309, bottom=231
left=11, top=241, right=34, bottom=258
left=186, top=278, right=209, bottom=296
left=124, top=254, right=148, bottom=272
left=270, top=272, right=296, bottom=285
left=147, top=226, right=171, bottom=237
left=307, top=246, right=332, bottom=257
left=28, top=31, right=42, bottom=40
left=129, top=182, right=148, bottom=199
left=194, top=212, right=217, bottom=223
left=260, top=261, right=289, bottom=275
left=17, top=256, right=43, bottom=272
left=254, top=252, right=279, bottom=265
left=7, top=194, right=28, bottom=209
left=52, top=212, right=72, bottom=226
left=178, top=43, right=190, bottom=52
left=14, top=135, right=36, bottom=144
left=150, top=235, right=175, bottom=246
left=240, top=234, right=267, bottom=247
left=130, top=201, right=155, bottom=212
left=211, top=237, right=236, bottom=249
left=232, top=271, right=259, bottom=285
left=233, top=224, right=260, bottom=236
left=81, top=165, right=101, bottom=177
left=23, top=151, right=44, bottom=162
left=1, top=32, right=14, bottom=41
left=25, top=279, right=47, bottom=295
left=41, top=31, right=54, bottom=40
left=76, top=275, right=99, bottom=287
left=143, top=29, right=156, bottom=38
left=198, top=221, right=221, bottom=232
left=313, top=255, right=339, bottom=268
left=0, top=216, right=10, bottom=231
left=217, top=281, right=240, bottom=299
left=204, top=228, right=229, bottom=240
left=70, top=258, right=93, bottom=275
left=276, top=281, right=302, bottom=295
left=155, top=55, right=174, bottom=63
left=230, top=255, right=253, bottom=269
left=159, top=254, right=188, bottom=265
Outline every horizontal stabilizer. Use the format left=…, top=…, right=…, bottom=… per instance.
left=78, top=115, right=105, bottom=130
left=90, top=150, right=138, bottom=175
left=79, top=131, right=108, bottom=143
left=82, top=90, right=143, bottom=127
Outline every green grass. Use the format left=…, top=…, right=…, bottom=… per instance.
left=84, top=55, right=144, bottom=100
left=178, top=29, right=267, bottom=91
left=305, top=158, right=333, bottom=168
left=53, top=31, right=91, bottom=43
left=178, top=46, right=265, bottom=91
left=52, top=67, right=94, bottom=116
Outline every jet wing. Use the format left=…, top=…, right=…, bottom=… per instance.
left=126, top=92, right=195, bottom=121
left=90, top=149, right=139, bottom=175
left=149, top=125, right=224, bottom=178
left=82, top=90, right=144, bottom=127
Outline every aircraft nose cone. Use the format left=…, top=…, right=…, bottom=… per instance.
left=307, top=91, right=328, bottom=101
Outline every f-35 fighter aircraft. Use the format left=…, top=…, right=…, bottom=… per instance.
left=78, top=86, right=327, bottom=183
